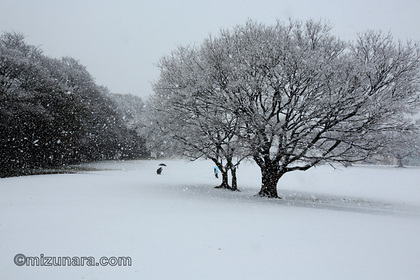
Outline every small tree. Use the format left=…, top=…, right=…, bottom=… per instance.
left=145, top=46, right=245, bottom=190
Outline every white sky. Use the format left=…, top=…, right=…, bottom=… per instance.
left=1, top=0, right=420, bottom=99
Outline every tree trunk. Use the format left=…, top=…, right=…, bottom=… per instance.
left=258, top=167, right=282, bottom=198
left=230, top=167, right=238, bottom=191
left=211, top=159, right=231, bottom=189
left=215, top=169, right=230, bottom=189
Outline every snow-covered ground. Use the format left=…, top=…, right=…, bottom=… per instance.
left=1, top=159, right=419, bottom=280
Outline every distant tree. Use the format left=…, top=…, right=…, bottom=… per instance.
left=0, top=32, right=149, bottom=177
left=149, top=19, right=420, bottom=198
left=377, top=121, right=420, bottom=167
left=107, top=92, right=149, bottom=159
left=109, top=93, right=144, bottom=130
left=146, top=46, right=246, bottom=190
left=0, top=32, right=85, bottom=174
left=45, top=57, right=146, bottom=162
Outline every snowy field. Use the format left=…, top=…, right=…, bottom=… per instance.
left=1, top=159, right=420, bottom=280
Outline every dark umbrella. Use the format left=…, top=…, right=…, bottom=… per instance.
left=158, top=163, right=167, bottom=167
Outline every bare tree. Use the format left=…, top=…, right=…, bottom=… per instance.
left=145, top=46, right=245, bottom=190
left=148, top=19, right=420, bottom=198
left=217, top=20, right=420, bottom=197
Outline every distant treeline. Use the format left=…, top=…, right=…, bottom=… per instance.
left=0, top=32, right=149, bottom=177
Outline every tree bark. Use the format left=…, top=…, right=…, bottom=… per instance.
left=211, top=159, right=231, bottom=189
left=258, top=166, right=282, bottom=198
left=215, top=168, right=231, bottom=189
left=230, top=167, right=238, bottom=191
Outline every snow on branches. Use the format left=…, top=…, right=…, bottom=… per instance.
left=146, top=19, right=420, bottom=197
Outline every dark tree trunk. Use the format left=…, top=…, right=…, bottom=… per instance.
left=213, top=157, right=239, bottom=191
left=230, top=167, right=238, bottom=191
left=211, top=159, right=231, bottom=189
left=216, top=169, right=230, bottom=189
left=258, top=165, right=282, bottom=198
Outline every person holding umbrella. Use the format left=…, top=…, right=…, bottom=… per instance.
left=156, top=163, right=166, bottom=175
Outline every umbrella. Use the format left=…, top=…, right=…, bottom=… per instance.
left=158, top=163, right=167, bottom=167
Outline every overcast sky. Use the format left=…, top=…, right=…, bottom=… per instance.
left=1, top=0, right=420, bottom=99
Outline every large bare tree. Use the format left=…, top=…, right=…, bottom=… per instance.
left=148, top=19, right=420, bottom=198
